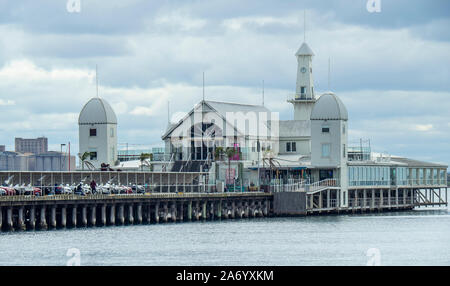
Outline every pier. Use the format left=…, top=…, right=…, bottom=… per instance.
left=0, top=171, right=447, bottom=232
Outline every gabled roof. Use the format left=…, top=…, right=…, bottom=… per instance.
left=295, top=42, right=315, bottom=56
left=78, top=97, right=117, bottom=125
left=162, top=100, right=271, bottom=140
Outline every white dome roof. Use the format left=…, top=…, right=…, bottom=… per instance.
left=310, top=92, right=348, bottom=121
left=78, top=97, right=117, bottom=125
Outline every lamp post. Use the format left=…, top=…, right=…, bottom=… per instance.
left=60, top=144, right=66, bottom=171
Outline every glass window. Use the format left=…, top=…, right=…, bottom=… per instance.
left=343, top=144, right=346, bottom=158
left=321, top=144, right=330, bottom=157
left=322, top=127, right=330, bottom=133
left=89, top=128, right=97, bottom=137
left=90, top=152, right=97, bottom=161
left=286, top=142, right=291, bottom=152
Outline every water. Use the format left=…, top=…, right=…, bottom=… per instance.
left=0, top=207, right=449, bottom=266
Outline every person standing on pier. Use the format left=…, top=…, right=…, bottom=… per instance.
left=90, top=180, right=97, bottom=194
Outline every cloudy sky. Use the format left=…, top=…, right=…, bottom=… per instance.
left=0, top=0, right=449, bottom=166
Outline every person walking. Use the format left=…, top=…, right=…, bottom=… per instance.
left=90, top=180, right=97, bottom=194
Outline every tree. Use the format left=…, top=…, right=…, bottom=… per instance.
left=78, top=152, right=95, bottom=171
left=139, top=153, right=153, bottom=171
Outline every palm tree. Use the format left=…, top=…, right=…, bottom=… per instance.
left=139, top=153, right=153, bottom=171
left=78, top=152, right=95, bottom=171
left=214, top=147, right=224, bottom=161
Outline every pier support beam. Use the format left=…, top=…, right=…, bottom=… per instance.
left=118, top=205, right=125, bottom=225
left=210, top=202, right=214, bottom=220
left=146, top=204, right=151, bottom=224
left=136, top=204, right=143, bottom=224
left=171, top=203, right=176, bottom=222
left=179, top=203, right=184, bottom=222
left=18, top=207, right=25, bottom=231
left=6, top=207, right=13, bottom=231
left=263, top=200, right=269, bottom=216
left=61, top=206, right=66, bottom=228
left=202, top=201, right=206, bottom=220
left=217, top=201, right=222, bottom=219
left=40, top=206, right=48, bottom=230
left=187, top=201, right=192, bottom=221
left=0, top=207, right=2, bottom=230
left=109, top=205, right=116, bottom=225
left=127, top=204, right=134, bottom=225
left=195, top=201, right=200, bottom=221
left=81, top=206, right=88, bottom=227
left=90, top=205, right=96, bottom=226
left=154, top=203, right=160, bottom=224
left=231, top=201, right=235, bottom=219
left=71, top=206, right=77, bottom=228
left=101, top=204, right=106, bottom=226
left=163, top=202, right=168, bottom=223
left=244, top=201, right=249, bottom=218
left=29, top=207, right=35, bottom=230
left=50, top=206, right=56, bottom=229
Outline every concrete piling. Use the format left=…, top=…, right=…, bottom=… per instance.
left=81, top=206, right=88, bottom=227
left=101, top=204, right=107, bottom=226
left=6, top=207, right=13, bottom=231
left=109, top=205, right=116, bottom=225
left=18, top=207, right=25, bottom=231
left=154, top=203, right=159, bottom=223
left=136, top=204, right=142, bottom=224
left=39, top=206, right=47, bottom=230
left=61, top=206, right=66, bottom=228
left=71, top=206, right=77, bottom=227
left=29, top=207, right=35, bottom=230
left=127, top=204, right=134, bottom=225
left=118, top=205, right=125, bottom=225
left=50, top=206, right=57, bottom=229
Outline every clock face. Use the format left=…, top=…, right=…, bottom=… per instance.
left=301, top=67, right=307, bottom=73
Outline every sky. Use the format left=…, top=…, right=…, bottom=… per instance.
left=0, top=0, right=449, bottom=166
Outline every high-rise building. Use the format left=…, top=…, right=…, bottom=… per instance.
left=15, top=137, right=48, bottom=155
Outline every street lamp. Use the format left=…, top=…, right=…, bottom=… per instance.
left=60, top=144, right=66, bottom=171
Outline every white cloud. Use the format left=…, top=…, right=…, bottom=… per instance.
left=412, top=124, right=433, bottom=132
left=0, top=99, right=15, bottom=106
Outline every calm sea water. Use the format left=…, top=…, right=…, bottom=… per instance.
left=0, top=205, right=449, bottom=266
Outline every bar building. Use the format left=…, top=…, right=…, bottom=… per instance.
left=159, top=40, right=448, bottom=208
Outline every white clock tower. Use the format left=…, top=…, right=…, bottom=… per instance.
left=288, top=42, right=316, bottom=121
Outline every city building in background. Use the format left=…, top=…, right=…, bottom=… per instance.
left=15, top=137, right=48, bottom=154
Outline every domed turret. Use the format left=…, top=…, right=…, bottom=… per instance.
left=310, top=92, right=348, bottom=121
left=78, top=97, right=118, bottom=169
left=78, top=97, right=117, bottom=125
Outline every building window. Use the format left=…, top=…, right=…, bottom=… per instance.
left=90, top=129, right=97, bottom=137
left=110, top=128, right=114, bottom=137
left=343, top=125, right=345, bottom=134
left=321, top=144, right=330, bottom=157
left=90, top=152, right=97, bottom=161
left=286, top=142, right=296, bottom=153
left=300, top=86, right=306, bottom=94
left=343, top=144, right=346, bottom=158
left=322, top=127, right=330, bottom=133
